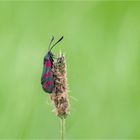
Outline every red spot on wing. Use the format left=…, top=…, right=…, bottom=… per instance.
left=43, top=81, right=53, bottom=89
left=45, top=60, right=52, bottom=68
left=43, top=71, right=53, bottom=79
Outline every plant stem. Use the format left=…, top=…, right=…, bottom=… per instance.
left=61, top=118, right=65, bottom=140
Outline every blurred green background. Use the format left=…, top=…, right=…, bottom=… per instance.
left=0, top=1, right=140, bottom=139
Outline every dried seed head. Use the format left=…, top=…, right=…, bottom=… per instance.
left=51, top=53, right=69, bottom=119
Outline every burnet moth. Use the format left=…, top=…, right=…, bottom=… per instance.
left=41, top=36, right=64, bottom=93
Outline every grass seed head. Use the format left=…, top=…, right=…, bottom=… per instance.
left=51, top=53, right=69, bottom=119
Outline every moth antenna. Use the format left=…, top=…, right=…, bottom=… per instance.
left=50, top=36, right=64, bottom=51
left=48, top=36, right=54, bottom=50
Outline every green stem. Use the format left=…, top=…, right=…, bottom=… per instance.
left=61, top=118, right=65, bottom=140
